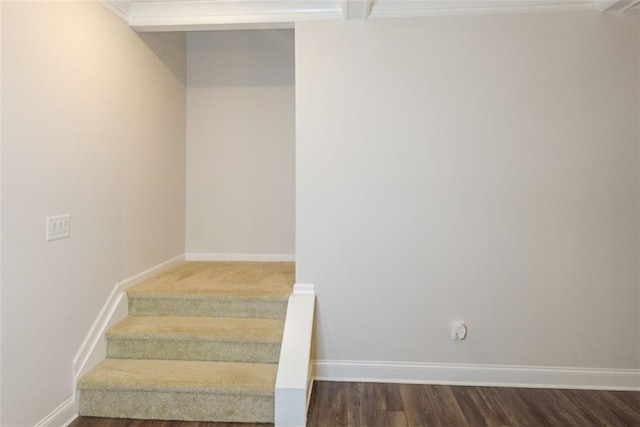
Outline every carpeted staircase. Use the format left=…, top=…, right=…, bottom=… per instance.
left=77, top=261, right=294, bottom=423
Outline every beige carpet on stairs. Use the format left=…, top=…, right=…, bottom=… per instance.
left=77, top=261, right=295, bottom=423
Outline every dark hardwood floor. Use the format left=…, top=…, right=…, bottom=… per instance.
left=70, top=381, right=640, bottom=427
left=307, top=382, right=640, bottom=426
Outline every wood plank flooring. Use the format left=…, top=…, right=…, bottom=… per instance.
left=307, top=382, right=640, bottom=426
left=70, top=381, right=640, bottom=427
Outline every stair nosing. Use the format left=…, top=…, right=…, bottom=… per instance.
left=127, top=295, right=289, bottom=301
left=79, top=359, right=276, bottom=395
left=106, top=335, right=282, bottom=344
left=78, top=384, right=275, bottom=396
left=105, top=316, right=284, bottom=343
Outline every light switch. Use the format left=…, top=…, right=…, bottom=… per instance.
left=46, top=214, right=70, bottom=241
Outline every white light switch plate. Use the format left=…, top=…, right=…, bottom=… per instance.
left=46, top=214, right=70, bottom=241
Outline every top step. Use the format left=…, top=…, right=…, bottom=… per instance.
left=127, top=262, right=295, bottom=318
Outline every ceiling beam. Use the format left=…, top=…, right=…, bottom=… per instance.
left=342, top=0, right=374, bottom=20
left=600, top=0, right=640, bottom=11
left=600, top=0, right=622, bottom=10
left=103, top=0, right=633, bottom=32
left=125, top=0, right=343, bottom=31
left=620, top=0, right=640, bottom=11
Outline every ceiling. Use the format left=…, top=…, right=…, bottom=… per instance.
left=104, top=0, right=640, bottom=31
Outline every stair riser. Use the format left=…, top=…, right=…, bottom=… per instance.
left=128, top=298, right=287, bottom=319
left=107, top=339, right=281, bottom=363
left=79, top=389, right=273, bottom=423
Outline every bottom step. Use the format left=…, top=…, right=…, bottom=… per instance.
left=78, top=358, right=276, bottom=422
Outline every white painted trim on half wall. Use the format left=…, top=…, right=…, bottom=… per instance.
left=275, top=284, right=316, bottom=427
left=185, top=253, right=295, bottom=262
left=71, top=255, right=186, bottom=405
left=314, top=360, right=640, bottom=391
left=33, top=397, right=77, bottom=427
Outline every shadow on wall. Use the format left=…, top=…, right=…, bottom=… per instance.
left=187, top=29, right=295, bottom=87
left=138, top=32, right=188, bottom=85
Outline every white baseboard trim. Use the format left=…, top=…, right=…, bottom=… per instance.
left=185, top=253, right=295, bottom=262
left=63, top=414, right=79, bottom=427
left=313, top=360, right=640, bottom=391
left=72, top=255, right=185, bottom=391
left=34, top=397, right=77, bottom=427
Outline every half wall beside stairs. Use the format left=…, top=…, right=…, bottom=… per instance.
left=275, top=283, right=316, bottom=426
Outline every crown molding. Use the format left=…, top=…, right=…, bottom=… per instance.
left=104, top=0, right=631, bottom=32
left=101, top=0, right=131, bottom=21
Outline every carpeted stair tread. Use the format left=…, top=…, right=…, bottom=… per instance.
left=127, top=262, right=294, bottom=318
left=78, top=358, right=276, bottom=395
left=106, top=316, right=284, bottom=362
left=127, top=261, right=294, bottom=300
left=107, top=316, right=284, bottom=343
